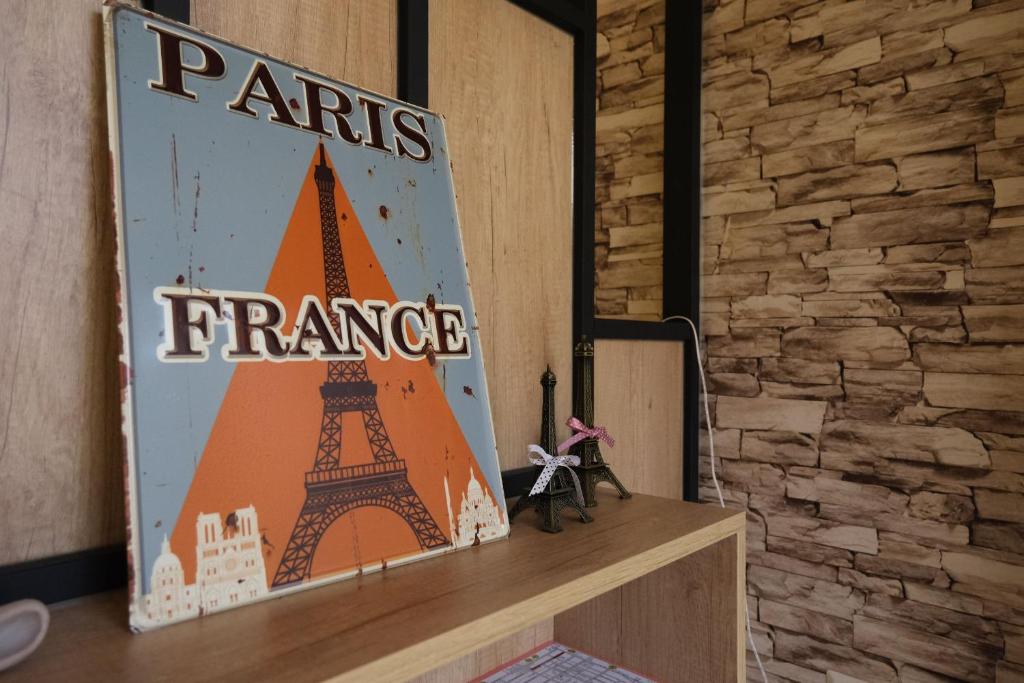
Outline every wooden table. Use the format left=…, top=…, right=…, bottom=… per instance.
left=4, top=492, right=745, bottom=682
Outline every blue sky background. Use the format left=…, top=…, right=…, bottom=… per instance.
left=112, top=8, right=502, bottom=593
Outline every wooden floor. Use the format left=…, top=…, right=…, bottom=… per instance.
left=5, top=492, right=743, bottom=682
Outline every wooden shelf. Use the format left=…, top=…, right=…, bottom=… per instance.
left=5, top=493, right=744, bottom=682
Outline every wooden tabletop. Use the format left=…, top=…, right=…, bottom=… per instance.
left=5, top=492, right=743, bottom=683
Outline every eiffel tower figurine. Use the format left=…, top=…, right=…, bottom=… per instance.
left=508, top=366, right=591, bottom=533
left=272, top=143, right=448, bottom=588
left=570, top=337, right=631, bottom=507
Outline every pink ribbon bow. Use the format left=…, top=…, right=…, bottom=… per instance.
left=556, top=416, right=615, bottom=455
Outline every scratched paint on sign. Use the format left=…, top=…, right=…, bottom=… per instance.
left=104, top=5, right=506, bottom=632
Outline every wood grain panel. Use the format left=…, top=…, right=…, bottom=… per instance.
left=0, top=1, right=123, bottom=564
left=595, top=339, right=684, bottom=499
left=411, top=621, right=553, bottom=683
left=429, top=0, right=574, bottom=472
left=5, top=493, right=743, bottom=682
left=191, top=0, right=397, bottom=97
left=556, top=537, right=741, bottom=682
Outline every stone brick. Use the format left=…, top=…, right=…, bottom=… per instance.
left=596, top=102, right=663, bottom=133
left=850, top=182, right=992, bottom=213
left=763, top=140, right=856, bottom=178
left=719, top=254, right=806, bottom=274
left=976, top=490, right=1024, bottom=524
left=767, top=269, right=829, bottom=295
left=964, top=304, right=1024, bottom=342
left=853, top=616, right=997, bottom=682
left=749, top=549, right=838, bottom=582
left=707, top=372, right=760, bottom=398
left=609, top=223, right=661, bottom=249
left=733, top=294, right=803, bottom=319
left=722, top=222, right=828, bottom=260
left=721, top=93, right=841, bottom=132
left=704, top=70, right=770, bottom=112
left=749, top=564, right=869, bottom=619
left=837, top=567, right=902, bottom=598
left=855, top=108, right=994, bottom=162
left=760, top=380, right=844, bottom=401
left=786, top=475, right=908, bottom=513
left=782, top=327, right=910, bottom=363
left=841, top=77, right=906, bottom=106
left=703, top=185, right=775, bottom=216
left=802, top=298, right=900, bottom=318
left=760, top=599, right=854, bottom=646
left=827, top=263, right=953, bottom=293
left=596, top=262, right=662, bottom=289
left=995, top=177, right=1024, bottom=208
left=944, top=7, right=1024, bottom=53
left=974, top=521, right=1024, bottom=555
left=703, top=272, right=768, bottom=297
left=997, top=107, right=1024, bottom=140
left=804, top=248, right=884, bottom=268
left=909, top=491, right=975, bottom=525
left=881, top=28, right=944, bottom=60
left=896, top=147, right=976, bottom=191
left=854, top=539, right=946, bottom=583
left=979, top=143, right=1024, bottom=180
left=753, top=106, right=867, bottom=154
left=774, top=631, right=898, bottom=682
left=844, top=368, right=922, bottom=404
left=743, top=430, right=819, bottom=466
left=865, top=75, right=1004, bottom=127
left=727, top=200, right=852, bottom=229
left=704, top=135, right=750, bottom=164
left=924, top=372, right=1024, bottom=412
left=831, top=204, right=990, bottom=249
left=707, top=331, right=780, bottom=358
left=915, top=343, right=1024, bottom=375
left=744, top=0, right=819, bottom=24
left=821, top=420, right=990, bottom=469
left=773, top=70, right=858, bottom=105
left=717, top=395, right=827, bottom=434
left=943, top=550, right=1024, bottom=603
left=886, top=242, right=969, bottom=266
left=703, top=156, right=760, bottom=186
left=777, top=164, right=897, bottom=206
left=966, top=227, right=1024, bottom=266
left=760, top=358, right=841, bottom=385
left=858, top=47, right=953, bottom=87
left=716, top=459, right=787, bottom=496
left=602, top=61, right=642, bottom=89
left=761, top=37, right=882, bottom=89
left=766, top=514, right=878, bottom=555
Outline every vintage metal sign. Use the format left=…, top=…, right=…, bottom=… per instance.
left=104, top=5, right=507, bottom=631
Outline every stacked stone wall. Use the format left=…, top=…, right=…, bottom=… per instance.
left=597, top=0, right=1024, bottom=680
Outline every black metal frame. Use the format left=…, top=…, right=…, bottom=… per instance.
left=662, top=0, right=704, bottom=503
left=3, top=0, right=701, bottom=604
left=140, top=0, right=188, bottom=23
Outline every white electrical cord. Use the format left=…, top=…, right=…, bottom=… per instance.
left=662, top=315, right=768, bottom=683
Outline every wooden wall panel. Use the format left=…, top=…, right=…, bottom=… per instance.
left=410, top=621, right=552, bottom=683
left=429, top=0, right=574, bottom=471
left=0, top=0, right=399, bottom=566
left=191, top=0, right=397, bottom=96
left=0, top=1, right=123, bottom=565
left=555, top=537, right=740, bottom=682
left=595, top=339, right=684, bottom=499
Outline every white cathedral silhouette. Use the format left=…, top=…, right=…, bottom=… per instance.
left=141, top=504, right=268, bottom=626
left=445, top=467, right=505, bottom=548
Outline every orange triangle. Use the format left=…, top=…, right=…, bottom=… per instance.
left=170, top=145, right=499, bottom=586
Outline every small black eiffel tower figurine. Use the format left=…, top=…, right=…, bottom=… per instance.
left=570, top=337, right=632, bottom=507
left=508, top=366, right=592, bottom=533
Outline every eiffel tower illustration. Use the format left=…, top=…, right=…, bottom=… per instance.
left=272, top=143, right=449, bottom=588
